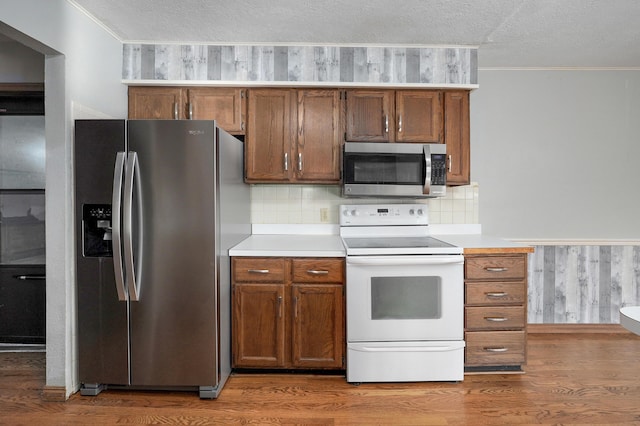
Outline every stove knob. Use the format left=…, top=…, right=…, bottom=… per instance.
left=409, top=209, right=415, bottom=215
left=351, top=209, right=359, bottom=216
left=417, top=209, right=424, bottom=216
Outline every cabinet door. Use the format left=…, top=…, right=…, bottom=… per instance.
left=187, top=88, right=246, bottom=134
left=128, top=87, right=184, bottom=119
left=232, top=284, right=286, bottom=367
left=395, top=91, right=443, bottom=143
left=444, top=91, right=470, bottom=185
left=0, top=266, right=45, bottom=344
left=345, top=90, right=393, bottom=142
left=246, top=89, right=293, bottom=181
left=295, top=90, right=342, bottom=182
left=291, top=284, right=344, bottom=368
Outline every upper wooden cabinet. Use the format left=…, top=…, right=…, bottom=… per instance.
left=295, top=90, right=342, bottom=182
left=128, top=85, right=469, bottom=186
left=444, top=91, right=471, bottom=186
left=128, top=87, right=246, bottom=135
left=245, top=89, right=292, bottom=181
left=345, top=90, right=443, bottom=143
left=128, top=87, right=184, bottom=120
left=245, top=88, right=342, bottom=184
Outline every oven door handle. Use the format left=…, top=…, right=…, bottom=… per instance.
left=351, top=345, right=464, bottom=353
left=347, top=255, right=464, bottom=266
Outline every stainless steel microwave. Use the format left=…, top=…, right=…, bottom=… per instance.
left=342, top=142, right=447, bottom=198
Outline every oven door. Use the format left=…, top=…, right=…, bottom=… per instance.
left=346, top=254, right=464, bottom=342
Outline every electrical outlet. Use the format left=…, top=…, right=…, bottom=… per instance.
left=320, top=208, right=329, bottom=223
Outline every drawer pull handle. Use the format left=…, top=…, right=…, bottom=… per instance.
left=248, top=269, right=270, bottom=274
left=307, top=270, right=329, bottom=275
left=483, top=347, right=508, bottom=353
left=486, top=292, right=508, bottom=298
left=484, top=317, right=508, bottom=322
left=485, top=267, right=508, bottom=272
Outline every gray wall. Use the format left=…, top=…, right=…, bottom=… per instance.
left=471, top=70, right=640, bottom=324
left=471, top=70, right=640, bottom=240
left=0, top=39, right=44, bottom=82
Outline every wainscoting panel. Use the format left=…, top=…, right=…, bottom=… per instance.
left=122, top=44, right=478, bottom=87
left=528, top=245, right=640, bottom=324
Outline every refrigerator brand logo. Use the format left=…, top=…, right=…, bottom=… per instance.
left=188, top=130, right=205, bottom=135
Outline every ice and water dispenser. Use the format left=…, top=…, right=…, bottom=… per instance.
left=82, top=204, right=113, bottom=257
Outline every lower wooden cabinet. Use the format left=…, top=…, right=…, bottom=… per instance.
left=465, top=330, right=526, bottom=366
left=232, top=257, right=345, bottom=370
left=464, top=252, right=529, bottom=372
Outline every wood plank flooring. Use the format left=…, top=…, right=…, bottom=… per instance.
left=2, top=333, right=640, bottom=425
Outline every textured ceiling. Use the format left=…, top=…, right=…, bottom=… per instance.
left=68, top=0, right=640, bottom=68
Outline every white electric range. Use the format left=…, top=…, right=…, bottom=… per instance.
left=340, top=204, right=465, bottom=383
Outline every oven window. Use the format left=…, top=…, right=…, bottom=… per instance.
left=371, top=276, right=441, bottom=320
left=344, top=153, right=424, bottom=185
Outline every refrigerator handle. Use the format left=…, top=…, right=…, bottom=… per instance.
left=111, top=152, right=128, bottom=301
left=123, top=151, right=144, bottom=302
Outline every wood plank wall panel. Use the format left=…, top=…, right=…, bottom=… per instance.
left=122, top=44, right=478, bottom=86
left=528, top=245, right=640, bottom=324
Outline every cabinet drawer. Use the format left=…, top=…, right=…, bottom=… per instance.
left=465, top=331, right=525, bottom=366
left=233, top=258, right=286, bottom=283
left=465, top=281, right=525, bottom=306
left=291, top=258, right=344, bottom=284
left=465, top=255, right=526, bottom=280
left=465, top=306, right=525, bottom=330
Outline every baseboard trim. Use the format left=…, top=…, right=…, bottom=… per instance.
left=527, top=323, right=629, bottom=334
left=42, top=386, right=67, bottom=402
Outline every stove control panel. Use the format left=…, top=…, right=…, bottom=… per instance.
left=340, top=204, right=429, bottom=226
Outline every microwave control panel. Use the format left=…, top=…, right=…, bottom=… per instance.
left=431, top=154, right=447, bottom=185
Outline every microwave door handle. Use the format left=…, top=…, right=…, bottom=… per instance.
left=423, top=145, right=431, bottom=195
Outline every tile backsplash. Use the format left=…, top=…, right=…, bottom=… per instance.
left=250, top=183, right=479, bottom=225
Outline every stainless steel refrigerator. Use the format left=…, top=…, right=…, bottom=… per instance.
left=74, top=119, right=250, bottom=398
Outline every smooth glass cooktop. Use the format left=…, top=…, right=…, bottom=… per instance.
left=342, top=236, right=456, bottom=250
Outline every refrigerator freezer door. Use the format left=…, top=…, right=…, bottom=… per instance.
left=75, top=120, right=130, bottom=386
left=126, top=120, right=219, bottom=387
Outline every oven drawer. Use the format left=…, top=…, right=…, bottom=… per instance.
left=233, top=257, right=286, bottom=283
left=465, top=281, right=525, bottom=306
left=464, top=331, right=525, bottom=366
left=291, top=258, right=344, bottom=284
left=465, top=306, right=525, bottom=330
left=465, top=255, right=526, bottom=280
left=347, top=341, right=465, bottom=383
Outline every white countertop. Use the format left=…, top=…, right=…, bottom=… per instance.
left=229, top=224, right=534, bottom=257
left=229, top=234, right=345, bottom=257
left=620, top=306, right=640, bottom=336
left=435, top=234, right=535, bottom=254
